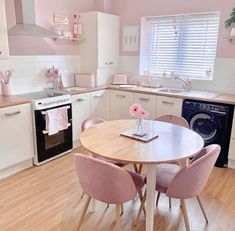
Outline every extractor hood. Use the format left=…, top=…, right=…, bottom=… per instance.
left=8, top=0, right=54, bottom=37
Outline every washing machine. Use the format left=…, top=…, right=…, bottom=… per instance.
left=182, top=99, right=234, bottom=167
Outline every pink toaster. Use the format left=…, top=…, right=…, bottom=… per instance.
left=112, top=74, right=127, bottom=85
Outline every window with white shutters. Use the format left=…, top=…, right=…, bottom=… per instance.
left=140, top=12, right=220, bottom=80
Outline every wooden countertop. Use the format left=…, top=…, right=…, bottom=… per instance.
left=0, top=96, right=31, bottom=108
left=1, top=85, right=235, bottom=108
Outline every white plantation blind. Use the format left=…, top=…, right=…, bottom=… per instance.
left=143, top=12, right=220, bottom=79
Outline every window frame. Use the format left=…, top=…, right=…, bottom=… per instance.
left=139, top=11, right=220, bottom=80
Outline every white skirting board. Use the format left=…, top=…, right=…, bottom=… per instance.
left=228, top=159, right=235, bottom=170
left=0, top=159, right=33, bottom=180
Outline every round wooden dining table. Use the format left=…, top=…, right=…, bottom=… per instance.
left=80, top=119, right=204, bottom=231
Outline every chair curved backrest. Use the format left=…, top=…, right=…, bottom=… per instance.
left=74, top=154, right=137, bottom=204
left=166, top=144, right=221, bottom=199
left=155, top=115, right=189, bottom=128
left=81, top=117, right=105, bottom=132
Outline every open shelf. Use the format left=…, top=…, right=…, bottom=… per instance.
left=52, top=36, right=85, bottom=42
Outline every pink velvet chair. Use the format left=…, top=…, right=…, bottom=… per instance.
left=74, top=154, right=145, bottom=231
left=136, top=144, right=221, bottom=231
left=156, top=114, right=189, bottom=128
left=155, top=114, right=189, bottom=207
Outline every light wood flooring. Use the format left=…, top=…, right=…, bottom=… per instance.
left=0, top=147, right=235, bottom=231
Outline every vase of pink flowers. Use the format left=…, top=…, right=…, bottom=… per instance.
left=129, top=103, right=149, bottom=136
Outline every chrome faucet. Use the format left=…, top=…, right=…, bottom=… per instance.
left=174, top=76, right=192, bottom=91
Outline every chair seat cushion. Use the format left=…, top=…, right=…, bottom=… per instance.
left=156, top=164, right=182, bottom=193
left=127, top=170, right=145, bottom=191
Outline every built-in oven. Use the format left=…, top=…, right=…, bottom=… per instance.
left=34, top=103, right=73, bottom=165
left=17, top=91, right=73, bottom=166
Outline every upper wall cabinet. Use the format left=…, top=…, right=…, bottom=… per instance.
left=79, top=11, right=119, bottom=72
left=0, top=0, right=9, bottom=59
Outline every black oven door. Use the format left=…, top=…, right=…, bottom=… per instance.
left=34, top=103, right=73, bottom=164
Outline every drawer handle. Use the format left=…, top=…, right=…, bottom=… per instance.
left=139, top=97, right=150, bottom=102
left=116, top=94, right=126, bottom=98
left=5, top=111, right=21, bottom=116
left=162, top=101, right=174, bottom=105
left=105, top=61, right=113, bottom=65
left=76, top=98, right=87, bottom=102
left=94, top=94, right=104, bottom=98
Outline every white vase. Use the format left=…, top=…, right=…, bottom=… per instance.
left=231, top=28, right=235, bottom=37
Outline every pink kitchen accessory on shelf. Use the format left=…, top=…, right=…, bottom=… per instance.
left=112, top=74, right=127, bottom=85
left=0, top=69, right=14, bottom=96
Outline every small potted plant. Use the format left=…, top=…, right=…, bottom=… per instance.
left=225, top=7, right=235, bottom=36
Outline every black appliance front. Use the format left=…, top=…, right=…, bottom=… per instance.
left=182, top=99, right=234, bottom=167
left=34, top=103, right=73, bottom=163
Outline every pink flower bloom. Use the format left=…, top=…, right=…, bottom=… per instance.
left=129, top=103, right=149, bottom=118
left=140, top=110, right=149, bottom=118
left=129, top=103, right=142, bottom=117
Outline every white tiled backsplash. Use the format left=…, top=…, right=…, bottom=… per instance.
left=0, top=55, right=80, bottom=95
left=118, top=56, right=235, bottom=94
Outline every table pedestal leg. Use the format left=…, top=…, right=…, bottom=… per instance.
left=146, top=164, right=157, bottom=231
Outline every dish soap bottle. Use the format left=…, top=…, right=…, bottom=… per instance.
left=73, top=14, right=78, bottom=38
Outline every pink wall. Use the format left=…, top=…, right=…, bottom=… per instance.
left=112, top=0, right=235, bottom=58
left=5, top=0, right=95, bottom=55
left=95, top=0, right=113, bottom=14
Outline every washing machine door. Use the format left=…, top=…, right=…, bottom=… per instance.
left=189, top=113, right=219, bottom=143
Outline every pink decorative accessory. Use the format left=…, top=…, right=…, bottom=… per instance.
left=129, top=103, right=149, bottom=118
left=129, top=103, right=149, bottom=136
left=45, top=66, right=60, bottom=82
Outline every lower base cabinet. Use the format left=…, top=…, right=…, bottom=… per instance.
left=156, top=96, right=183, bottom=117
left=0, top=103, right=34, bottom=173
left=72, top=93, right=91, bottom=147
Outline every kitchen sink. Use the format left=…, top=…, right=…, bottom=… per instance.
left=157, top=88, right=184, bottom=94
left=154, top=87, right=220, bottom=99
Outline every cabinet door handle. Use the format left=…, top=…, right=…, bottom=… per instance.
left=139, top=97, right=150, bottom=102
left=94, top=94, right=104, bottom=98
left=76, top=98, right=87, bottom=102
left=116, top=94, right=126, bottom=98
left=5, top=111, right=21, bottom=116
left=162, top=101, right=174, bottom=105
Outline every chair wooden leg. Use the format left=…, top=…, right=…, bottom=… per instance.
left=121, top=204, right=124, bottom=216
left=169, top=197, right=172, bottom=208
left=137, top=191, right=145, bottom=216
left=133, top=164, right=138, bottom=173
left=134, top=190, right=146, bottom=227
left=156, top=192, right=161, bottom=206
left=77, top=196, right=91, bottom=231
left=196, top=195, right=208, bottom=223
left=115, top=204, right=121, bottom=231
left=180, top=199, right=190, bottom=231
left=80, top=192, right=85, bottom=199
left=138, top=164, right=143, bottom=174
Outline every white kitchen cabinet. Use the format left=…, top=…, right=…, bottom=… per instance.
left=0, top=104, right=34, bottom=170
left=90, top=90, right=109, bottom=120
left=109, top=90, right=134, bottom=120
left=156, top=96, right=183, bottom=118
left=0, top=0, right=9, bottom=59
left=79, top=11, right=119, bottom=72
left=228, top=109, right=235, bottom=169
left=134, top=93, right=157, bottom=120
left=72, top=93, right=91, bottom=147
